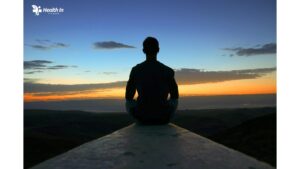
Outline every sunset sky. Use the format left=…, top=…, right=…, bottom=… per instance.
left=24, top=0, right=276, bottom=104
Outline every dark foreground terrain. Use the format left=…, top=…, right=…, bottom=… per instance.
left=24, top=107, right=276, bottom=168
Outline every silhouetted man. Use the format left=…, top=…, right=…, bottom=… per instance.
left=125, top=37, right=179, bottom=125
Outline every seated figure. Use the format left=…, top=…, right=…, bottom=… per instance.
left=125, top=37, right=179, bottom=125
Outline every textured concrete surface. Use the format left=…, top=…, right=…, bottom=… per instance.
left=31, top=123, right=275, bottom=169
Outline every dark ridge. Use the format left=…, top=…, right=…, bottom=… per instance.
left=210, top=113, right=276, bottom=166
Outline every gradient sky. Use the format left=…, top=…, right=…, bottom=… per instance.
left=24, top=0, right=276, bottom=102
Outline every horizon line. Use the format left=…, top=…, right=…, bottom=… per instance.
left=24, top=92, right=276, bottom=103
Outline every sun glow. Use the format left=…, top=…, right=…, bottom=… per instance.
left=24, top=74, right=276, bottom=102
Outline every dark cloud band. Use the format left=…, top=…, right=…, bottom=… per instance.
left=224, top=43, right=276, bottom=56
left=175, top=67, right=276, bottom=85
left=24, top=60, right=77, bottom=74
left=24, top=81, right=126, bottom=93
left=24, top=67, right=275, bottom=93
left=94, top=41, right=135, bottom=49
left=24, top=60, right=53, bottom=69
left=26, top=39, right=69, bottom=50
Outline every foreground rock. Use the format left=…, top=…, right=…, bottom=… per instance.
left=31, top=123, right=274, bottom=169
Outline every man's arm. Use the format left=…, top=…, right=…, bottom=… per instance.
left=169, top=71, right=179, bottom=99
left=125, top=68, right=136, bottom=100
left=168, top=70, right=179, bottom=112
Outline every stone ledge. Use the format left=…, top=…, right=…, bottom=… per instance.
left=31, top=123, right=275, bottom=169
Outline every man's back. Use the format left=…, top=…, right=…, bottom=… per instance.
left=126, top=60, right=178, bottom=114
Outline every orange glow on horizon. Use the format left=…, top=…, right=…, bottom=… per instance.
left=24, top=88, right=125, bottom=102
left=179, top=79, right=276, bottom=96
left=24, top=75, right=276, bottom=102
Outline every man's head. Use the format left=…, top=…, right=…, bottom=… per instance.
left=143, top=37, right=159, bottom=57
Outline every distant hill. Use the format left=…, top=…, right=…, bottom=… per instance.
left=172, top=107, right=275, bottom=137
left=24, top=107, right=276, bottom=168
left=211, top=113, right=276, bottom=166
left=24, top=110, right=134, bottom=168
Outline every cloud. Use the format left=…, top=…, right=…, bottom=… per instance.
left=24, top=60, right=53, bottom=69
left=24, top=78, right=40, bottom=83
left=54, top=43, right=69, bottom=48
left=36, top=39, right=51, bottom=44
left=102, top=72, right=117, bottom=75
left=24, top=60, right=77, bottom=74
left=24, top=81, right=126, bottom=93
left=28, top=45, right=51, bottom=50
left=224, top=43, right=276, bottom=56
left=24, top=70, right=43, bottom=74
left=93, top=41, right=135, bottom=49
left=47, top=65, right=70, bottom=70
left=175, top=67, right=276, bottom=85
left=24, top=67, right=275, bottom=93
left=26, top=39, right=69, bottom=50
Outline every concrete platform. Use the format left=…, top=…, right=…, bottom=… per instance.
left=31, top=123, right=275, bottom=169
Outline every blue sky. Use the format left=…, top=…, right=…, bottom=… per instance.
left=24, top=0, right=276, bottom=83
left=24, top=0, right=276, bottom=103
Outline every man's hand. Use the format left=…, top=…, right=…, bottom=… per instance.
left=126, top=100, right=137, bottom=113
left=168, top=99, right=178, bottom=110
